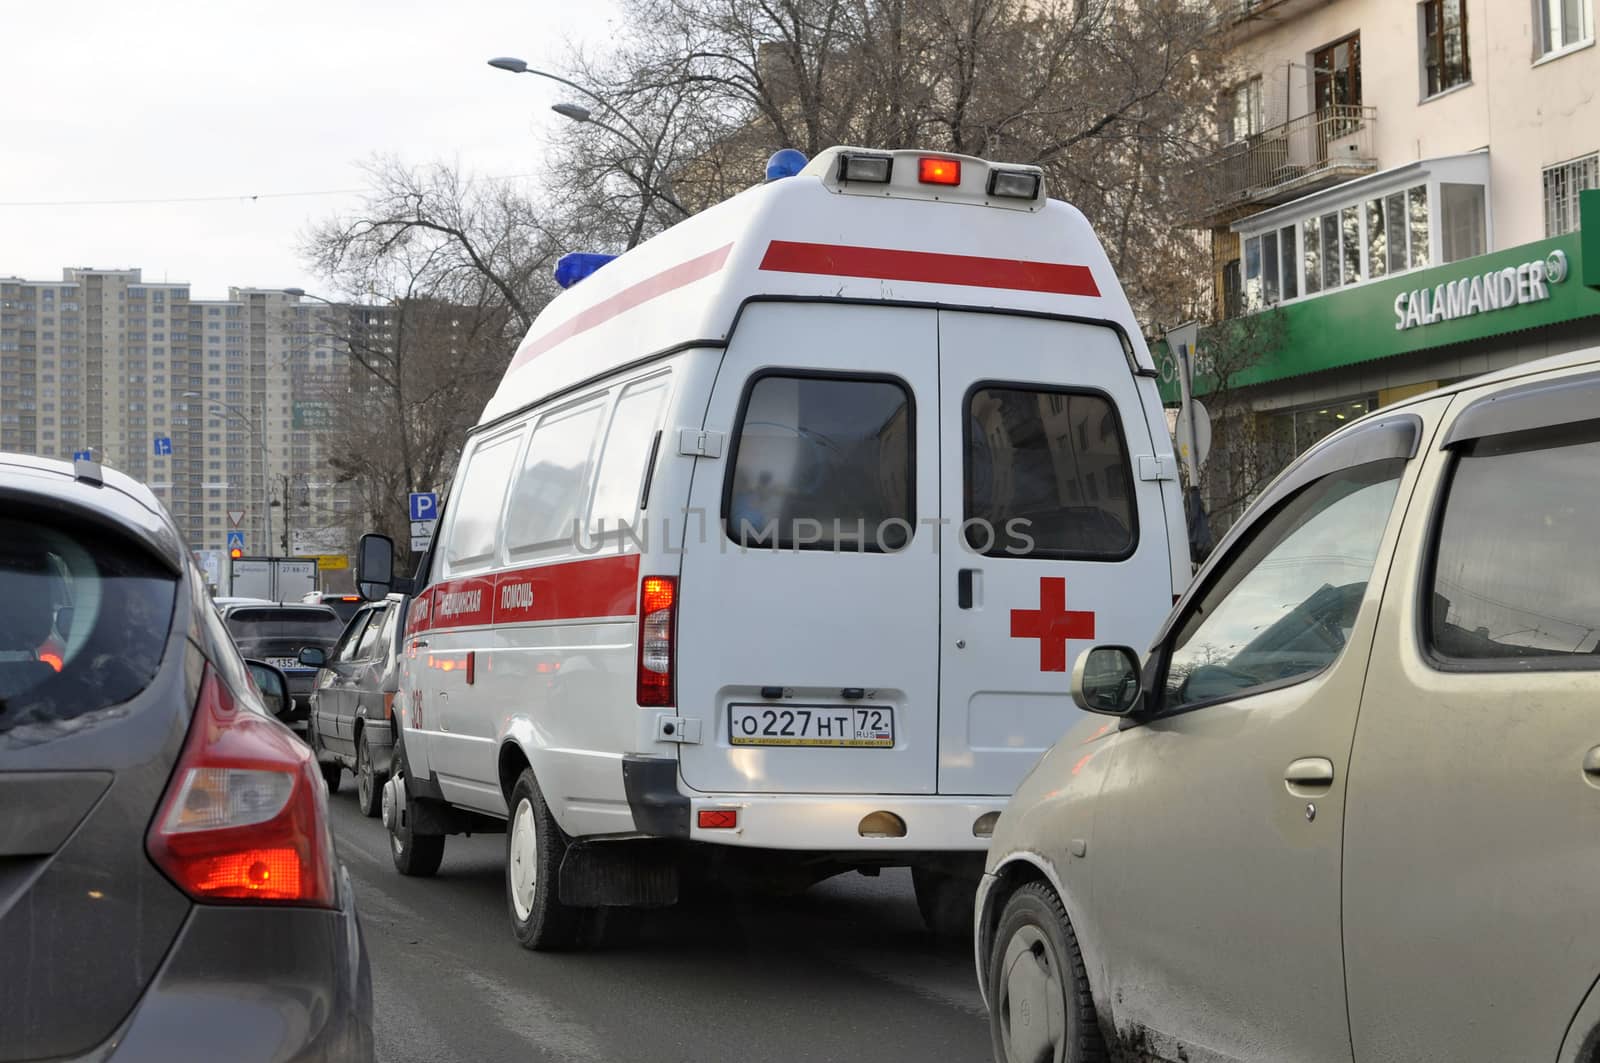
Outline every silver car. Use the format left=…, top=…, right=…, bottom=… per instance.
left=977, top=349, right=1600, bottom=1063
left=302, top=595, right=405, bottom=817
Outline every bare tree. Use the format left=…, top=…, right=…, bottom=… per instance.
left=1192, top=308, right=1288, bottom=533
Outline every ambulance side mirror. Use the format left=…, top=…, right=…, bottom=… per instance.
left=1071, top=645, right=1143, bottom=717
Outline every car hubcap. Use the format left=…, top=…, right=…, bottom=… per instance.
left=358, top=740, right=371, bottom=807
left=999, top=926, right=1066, bottom=1063
left=509, top=797, right=538, bottom=922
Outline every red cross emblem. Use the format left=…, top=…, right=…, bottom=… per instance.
left=1010, top=577, right=1096, bottom=672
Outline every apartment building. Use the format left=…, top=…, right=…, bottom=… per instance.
left=0, top=268, right=355, bottom=568
left=1174, top=0, right=1600, bottom=507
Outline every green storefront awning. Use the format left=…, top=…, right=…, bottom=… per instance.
left=1159, top=198, right=1600, bottom=404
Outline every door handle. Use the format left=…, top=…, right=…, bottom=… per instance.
left=958, top=569, right=976, bottom=610
left=413, top=639, right=429, bottom=649
left=1285, top=757, right=1335, bottom=793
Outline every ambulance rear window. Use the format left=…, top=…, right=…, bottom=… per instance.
left=965, top=385, right=1136, bottom=559
left=725, top=373, right=913, bottom=551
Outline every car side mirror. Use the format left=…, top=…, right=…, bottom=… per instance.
left=357, top=533, right=395, bottom=601
left=1071, top=645, right=1144, bottom=717
left=298, top=646, right=327, bottom=668
left=244, top=660, right=293, bottom=719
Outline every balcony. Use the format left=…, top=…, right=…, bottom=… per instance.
left=1195, top=106, right=1379, bottom=226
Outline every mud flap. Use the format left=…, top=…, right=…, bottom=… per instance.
left=558, top=841, right=679, bottom=908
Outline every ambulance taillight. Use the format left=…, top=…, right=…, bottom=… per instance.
left=917, top=157, right=961, bottom=186
left=637, top=576, right=677, bottom=707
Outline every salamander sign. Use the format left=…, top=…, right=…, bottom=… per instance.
left=1395, top=250, right=1568, bottom=331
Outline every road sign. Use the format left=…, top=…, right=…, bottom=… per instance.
left=410, top=536, right=433, bottom=552
left=73, top=449, right=92, bottom=461
left=1174, top=400, right=1212, bottom=474
left=409, top=492, right=439, bottom=521
left=316, top=555, right=348, bottom=571
left=228, top=509, right=246, bottom=527
left=153, top=436, right=172, bottom=456
left=227, top=530, right=246, bottom=552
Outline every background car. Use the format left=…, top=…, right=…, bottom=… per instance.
left=302, top=594, right=406, bottom=814
left=976, top=350, right=1600, bottom=1063
left=218, top=602, right=345, bottom=734
left=0, top=452, right=371, bottom=1061
left=301, top=590, right=367, bottom=624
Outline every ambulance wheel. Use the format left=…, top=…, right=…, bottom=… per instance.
left=506, top=768, right=594, bottom=951
left=387, top=743, right=444, bottom=877
left=913, top=867, right=978, bottom=939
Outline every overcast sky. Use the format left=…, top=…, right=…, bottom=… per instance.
left=0, top=0, right=616, bottom=299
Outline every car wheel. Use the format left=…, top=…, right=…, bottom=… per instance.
left=356, top=730, right=384, bottom=818
left=387, top=743, right=444, bottom=877
left=988, top=881, right=1106, bottom=1063
left=506, top=768, right=594, bottom=951
left=913, top=866, right=978, bottom=938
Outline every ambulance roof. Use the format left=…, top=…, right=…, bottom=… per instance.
left=479, top=147, right=1153, bottom=425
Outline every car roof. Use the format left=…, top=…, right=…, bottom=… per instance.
left=0, top=451, right=185, bottom=573
left=1377, top=345, right=1600, bottom=416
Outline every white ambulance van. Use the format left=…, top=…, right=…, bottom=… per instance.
left=356, top=146, right=1189, bottom=949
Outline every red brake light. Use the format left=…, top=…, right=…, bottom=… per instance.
left=341, top=595, right=361, bottom=602
left=382, top=691, right=396, bottom=720
left=38, top=650, right=63, bottom=672
left=637, top=576, right=676, bottom=707
left=146, top=666, right=335, bottom=907
left=918, top=157, right=961, bottom=186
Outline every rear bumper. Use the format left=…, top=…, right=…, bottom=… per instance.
left=623, top=756, right=1004, bottom=853
left=97, top=865, right=373, bottom=1062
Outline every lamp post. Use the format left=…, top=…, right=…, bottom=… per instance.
left=182, top=392, right=275, bottom=554
left=487, top=56, right=688, bottom=246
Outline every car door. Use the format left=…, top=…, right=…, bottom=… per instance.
left=935, top=311, right=1174, bottom=795
left=316, top=608, right=370, bottom=759
left=1343, top=370, right=1600, bottom=1062
left=344, top=603, right=389, bottom=746
left=1087, top=407, right=1438, bottom=1062
left=675, top=302, right=940, bottom=795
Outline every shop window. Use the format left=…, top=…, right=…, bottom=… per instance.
left=1421, top=0, right=1470, bottom=96
left=1543, top=153, right=1598, bottom=236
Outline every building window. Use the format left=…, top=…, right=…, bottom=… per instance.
left=1543, top=153, right=1599, bottom=236
left=1440, top=183, right=1487, bottom=262
left=1421, top=0, right=1470, bottom=96
left=1221, top=77, right=1263, bottom=144
left=1313, top=34, right=1362, bottom=111
left=1537, top=0, right=1592, bottom=57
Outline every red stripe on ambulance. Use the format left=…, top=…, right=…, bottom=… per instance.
left=509, top=244, right=734, bottom=371
left=757, top=240, right=1101, bottom=297
left=410, top=554, right=642, bottom=636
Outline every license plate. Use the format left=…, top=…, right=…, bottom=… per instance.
left=728, top=704, right=894, bottom=748
left=268, top=657, right=303, bottom=671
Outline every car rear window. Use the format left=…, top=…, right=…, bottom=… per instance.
left=224, top=608, right=345, bottom=641
left=0, top=514, right=177, bottom=735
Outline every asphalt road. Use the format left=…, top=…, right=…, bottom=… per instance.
left=326, top=778, right=994, bottom=1063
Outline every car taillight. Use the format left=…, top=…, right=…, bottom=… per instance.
left=637, top=576, right=676, bottom=707
left=146, top=665, right=336, bottom=908
left=382, top=691, right=396, bottom=720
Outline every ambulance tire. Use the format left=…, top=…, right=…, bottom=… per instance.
left=913, top=867, right=978, bottom=939
left=506, top=768, right=595, bottom=951
left=388, top=742, right=444, bottom=878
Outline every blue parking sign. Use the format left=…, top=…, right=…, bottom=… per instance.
left=409, top=492, right=439, bottom=521
left=153, top=436, right=173, bottom=456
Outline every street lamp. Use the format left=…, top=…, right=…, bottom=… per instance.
left=487, top=55, right=689, bottom=246
left=182, top=392, right=276, bottom=554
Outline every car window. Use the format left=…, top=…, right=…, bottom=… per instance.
left=965, top=385, right=1136, bottom=558
left=0, top=513, right=177, bottom=736
left=354, top=605, right=389, bottom=660
left=1429, top=420, right=1600, bottom=666
left=224, top=607, right=345, bottom=643
left=506, top=396, right=607, bottom=554
left=725, top=374, right=913, bottom=551
left=444, top=430, right=525, bottom=571
left=332, top=611, right=371, bottom=663
left=1162, top=458, right=1405, bottom=711
left=588, top=375, right=670, bottom=535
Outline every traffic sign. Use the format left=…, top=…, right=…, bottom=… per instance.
left=227, top=509, right=246, bottom=527
left=153, top=436, right=172, bottom=456
left=226, top=530, right=246, bottom=552
left=72, top=449, right=92, bottom=461
left=410, top=536, right=433, bottom=552
left=316, top=555, right=349, bottom=570
left=409, top=492, right=439, bottom=521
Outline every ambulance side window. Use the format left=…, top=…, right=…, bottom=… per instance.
left=965, top=385, right=1136, bottom=559
left=442, top=430, right=524, bottom=574
left=588, top=374, right=671, bottom=537
left=724, top=372, right=913, bottom=551
left=505, top=396, right=607, bottom=555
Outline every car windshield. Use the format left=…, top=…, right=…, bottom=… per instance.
left=224, top=607, right=344, bottom=642
left=0, top=513, right=177, bottom=736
